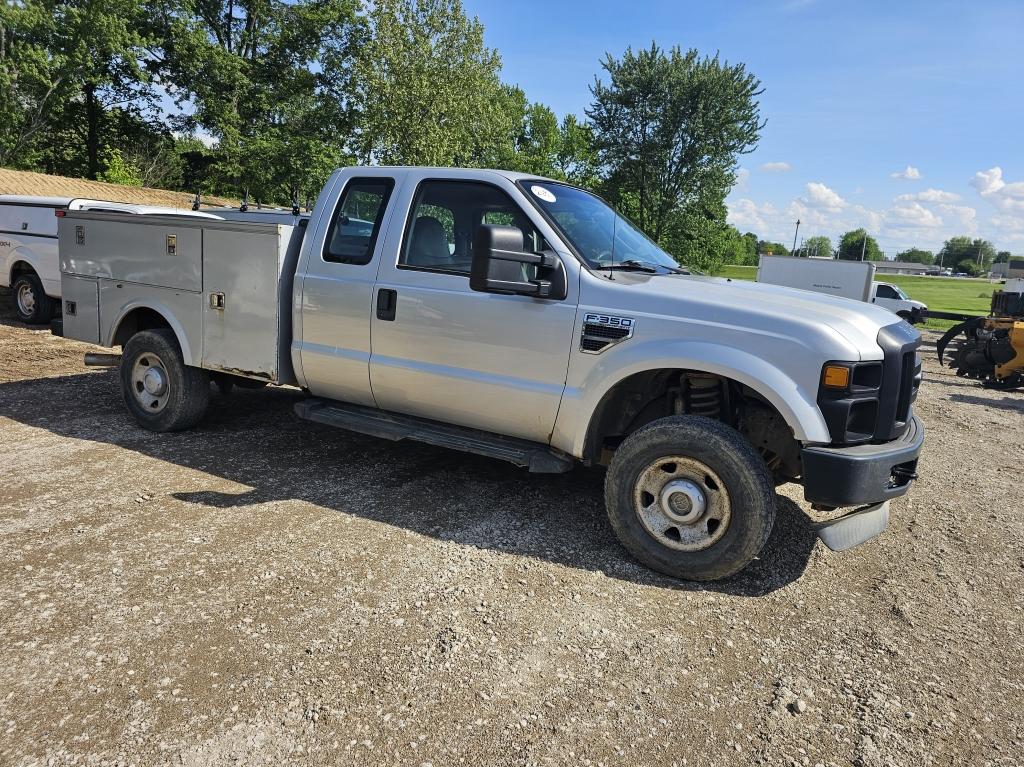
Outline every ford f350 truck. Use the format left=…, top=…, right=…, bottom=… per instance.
left=52, top=167, right=924, bottom=581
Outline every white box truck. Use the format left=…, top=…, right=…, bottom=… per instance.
left=757, top=255, right=928, bottom=324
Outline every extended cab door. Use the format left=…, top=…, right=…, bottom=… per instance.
left=368, top=173, right=579, bottom=444
left=293, top=170, right=402, bottom=406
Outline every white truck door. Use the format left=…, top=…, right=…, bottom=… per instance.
left=872, top=282, right=904, bottom=313
left=294, top=172, right=402, bottom=407
left=369, top=176, right=578, bottom=444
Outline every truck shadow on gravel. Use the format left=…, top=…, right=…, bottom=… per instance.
left=0, top=368, right=818, bottom=596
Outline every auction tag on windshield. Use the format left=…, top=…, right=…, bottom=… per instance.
left=531, top=185, right=556, bottom=203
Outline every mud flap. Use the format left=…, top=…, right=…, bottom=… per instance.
left=812, top=501, right=890, bottom=551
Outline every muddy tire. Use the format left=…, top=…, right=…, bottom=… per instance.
left=119, top=329, right=210, bottom=432
left=12, top=272, right=56, bottom=325
left=604, top=415, right=776, bottom=581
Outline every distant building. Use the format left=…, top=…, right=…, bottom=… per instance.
left=873, top=261, right=931, bottom=275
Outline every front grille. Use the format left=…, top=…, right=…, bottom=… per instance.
left=874, top=323, right=922, bottom=440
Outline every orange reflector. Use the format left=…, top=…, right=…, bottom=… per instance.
left=822, top=365, right=850, bottom=389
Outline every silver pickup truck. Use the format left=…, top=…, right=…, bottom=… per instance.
left=53, top=166, right=924, bottom=581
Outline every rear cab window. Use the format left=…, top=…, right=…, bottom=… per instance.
left=322, top=178, right=395, bottom=265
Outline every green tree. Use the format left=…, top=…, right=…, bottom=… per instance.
left=150, top=0, right=358, bottom=203
left=801, top=235, right=833, bottom=259
left=554, top=114, right=599, bottom=188
left=995, top=251, right=1012, bottom=264
left=956, top=258, right=982, bottom=277
left=895, top=247, right=934, bottom=265
left=837, top=229, right=882, bottom=261
left=758, top=240, right=789, bottom=256
left=587, top=43, right=763, bottom=270
left=937, top=236, right=996, bottom=270
left=0, top=0, right=154, bottom=177
left=349, top=0, right=517, bottom=168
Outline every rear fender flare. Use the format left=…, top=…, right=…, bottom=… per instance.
left=107, top=300, right=196, bottom=366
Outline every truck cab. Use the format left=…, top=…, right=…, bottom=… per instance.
left=53, top=167, right=925, bottom=582
left=871, top=281, right=928, bottom=324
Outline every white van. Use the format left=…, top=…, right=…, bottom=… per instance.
left=1, top=196, right=219, bottom=324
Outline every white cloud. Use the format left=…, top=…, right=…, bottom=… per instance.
left=971, top=166, right=1024, bottom=211
left=727, top=198, right=778, bottom=233
left=727, top=172, right=1022, bottom=256
left=895, top=188, right=961, bottom=203
left=759, top=161, right=792, bottom=173
left=890, top=165, right=922, bottom=180
left=803, top=182, right=846, bottom=212
left=936, top=203, right=977, bottom=230
left=886, top=203, right=943, bottom=230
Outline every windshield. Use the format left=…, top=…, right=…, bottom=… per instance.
left=521, top=181, right=683, bottom=271
left=894, top=286, right=909, bottom=300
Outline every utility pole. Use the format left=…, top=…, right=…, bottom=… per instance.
left=792, top=219, right=801, bottom=255
left=860, top=232, right=868, bottom=261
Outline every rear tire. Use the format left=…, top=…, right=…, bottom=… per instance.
left=120, top=329, right=209, bottom=431
left=604, top=415, right=776, bottom=581
left=12, top=272, right=56, bottom=325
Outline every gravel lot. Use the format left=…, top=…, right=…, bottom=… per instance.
left=1, top=293, right=1022, bottom=767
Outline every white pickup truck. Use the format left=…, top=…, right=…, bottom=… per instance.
left=53, top=167, right=924, bottom=581
left=0, top=195, right=219, bottom=324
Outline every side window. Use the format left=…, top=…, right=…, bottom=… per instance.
left=877, top=285, right=897, bottom=299
left=322, top=178, right=394, bottom=265
left=399, top=180, right=542, bottom=275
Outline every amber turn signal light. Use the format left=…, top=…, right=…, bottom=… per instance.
left=822, top=364, right=851, bottom=389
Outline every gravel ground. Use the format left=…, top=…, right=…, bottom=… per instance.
left=1, top=294, right=1022, bottom=767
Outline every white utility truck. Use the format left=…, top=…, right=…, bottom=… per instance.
left=0, top=195, right=219, bottom=324
left=53, top=167, right=924, bottom=581
left=757, top=255, right=928, bottom=324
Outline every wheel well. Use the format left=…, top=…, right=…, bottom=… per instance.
left=583, top=369, right=802, bottom=482
left=10, top=260, right=37, bottom=282
left=112, top=308, right=173, bottom=348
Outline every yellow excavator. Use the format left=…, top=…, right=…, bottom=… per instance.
left=937, top=280, right=1024, bottom=390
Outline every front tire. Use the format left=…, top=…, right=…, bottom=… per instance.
left=604, top=416, right=776, bottom=581
left=12, top=272, right=56, bottom=325
left=120, top=329, right=210, bottom=431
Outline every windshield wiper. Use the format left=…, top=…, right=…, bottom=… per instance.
left=596, top=260, right=659, bottom=273
left=598, top=259, right=689, bottom=274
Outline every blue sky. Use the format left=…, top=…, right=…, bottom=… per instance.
left=464, top=0, right=1024, bottom=256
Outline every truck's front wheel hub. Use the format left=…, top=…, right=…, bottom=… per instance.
left=633, top=457, right=732, bottom=552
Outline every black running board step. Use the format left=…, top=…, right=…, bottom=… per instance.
left=294, top=398, right=574, bottom=474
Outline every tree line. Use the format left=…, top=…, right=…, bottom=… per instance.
left=723, top=225, right=1012, bottom=276
left=1, top=0, right=769, bottom=272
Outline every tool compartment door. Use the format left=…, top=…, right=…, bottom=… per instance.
left=201, top=227, right=285, bottom=381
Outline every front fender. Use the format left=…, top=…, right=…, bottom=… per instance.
left=552, top=339, right=831, bottom=458
left=106, top=299, right=197, bottom=366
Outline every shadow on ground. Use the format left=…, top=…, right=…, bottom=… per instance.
left=0, top=365, right=818, bottom=596
left=950, top=392, right=1024, bottom=412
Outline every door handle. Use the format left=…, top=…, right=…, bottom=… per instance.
left=376, top=288, right=397, bottom=321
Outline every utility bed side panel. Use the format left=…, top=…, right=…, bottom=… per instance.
left=60, top=214, right=203, bottom=292
left=61, top=275, right=101, bottom=344
left=202, top=226, right=290, bottom=381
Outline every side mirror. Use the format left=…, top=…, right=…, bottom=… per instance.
left=470, top=224, right=562, bottom=298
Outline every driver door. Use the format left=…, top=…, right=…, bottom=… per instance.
left=369, top=176, right=579, bottom=444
